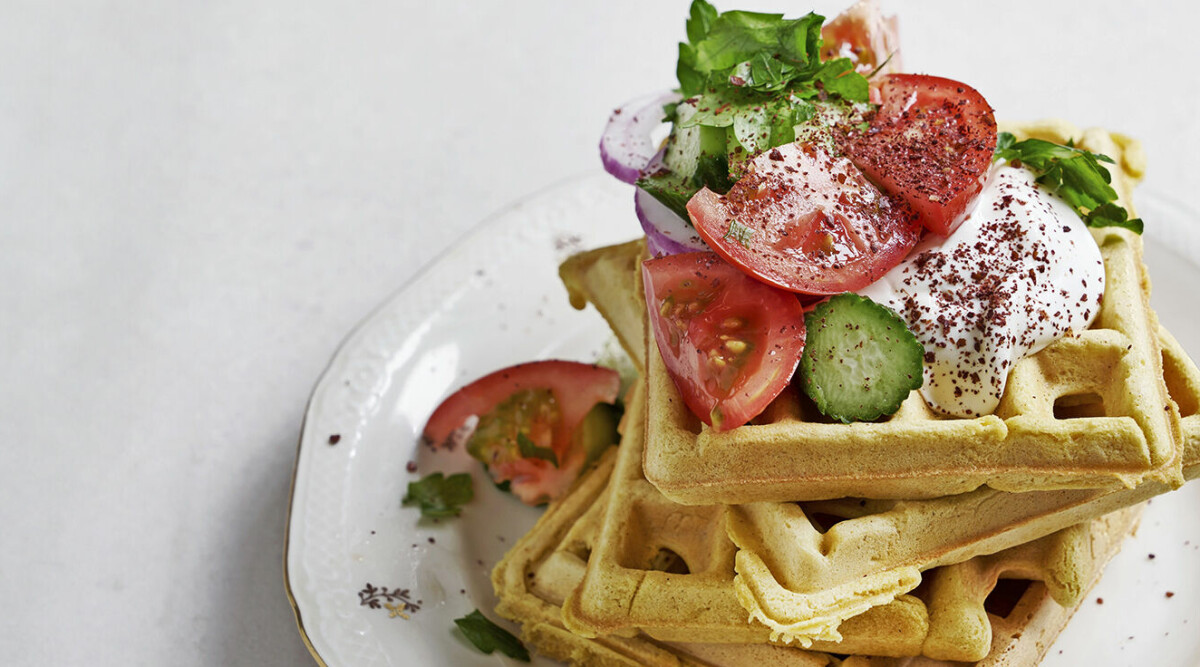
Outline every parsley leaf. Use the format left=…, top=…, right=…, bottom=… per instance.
left=401, top=472, right=473, bottom=519
left=1085, top=201, right=1143, bottom=234
left=676, top=1, right=867, bottom=102
left=516, top=432, right=557, bottom=467
left=815, top=58, right=869, bottom=102
left=994, top=131, right=1143, bottom=234
left=646, top=1, right=871, bottom=216
left=685, top=0, right=718, bottom=45
left=454, top=609, right=530, bottom=662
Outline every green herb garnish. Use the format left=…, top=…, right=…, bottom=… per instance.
left=516, top=432, right=557, bottom=467
left=637, top=0, right=871, bottom=214
left=723, top=219, right=755, bottom=248
left=677, top=1, right=868, bottom=99
left=994, top=132, right=1143, bottom=234
left=454, top=609, right=531, bottom=662
left=401, top=472, right=473, bottom=519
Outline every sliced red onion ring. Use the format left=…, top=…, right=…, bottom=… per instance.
left=635, top=186, right=709, bottom=257
left=599, top=90, right=680, bottom=184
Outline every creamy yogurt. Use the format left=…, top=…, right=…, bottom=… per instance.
left=858, top=165, right=1105, bottom=417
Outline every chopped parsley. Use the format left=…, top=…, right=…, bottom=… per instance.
left=401, top=472, right=473, bottom=519
left=677, top=0, right=868, bottom=100
left=454, top=609, right=530, bottom=662
left=994, top=132, right=1143, bottom=234
left=723, top=219, right=755, bottom=248
left=638, top=0, right=871, bottom=218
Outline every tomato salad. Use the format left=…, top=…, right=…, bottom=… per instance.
left=623, top=0, right=1003, bottom=433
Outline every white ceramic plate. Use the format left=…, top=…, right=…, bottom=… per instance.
left=285, top=173, right=1200, bottom=667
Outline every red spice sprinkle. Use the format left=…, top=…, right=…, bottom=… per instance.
left=328, top=434, right=341, bottom=445
left=1167, top=591, right=1176, bottom=598
left=1096, top=597, right=1104, bottom=605
left=406, top=461, right=418, bottom=473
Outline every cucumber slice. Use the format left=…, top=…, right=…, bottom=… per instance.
left=664, top=98, right=730, bottom=188
left=799, top=293, right=924, bottom=423
left=663, top=98, right=703, bottom=178
left=574, top=401, right=622, bottom=467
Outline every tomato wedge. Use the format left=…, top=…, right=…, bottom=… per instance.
left=820, top=0, right=902, bottom=77
left=422, top=360, right=620, bottom=504
left=687, top=141, right=921, bottom=295
left=488, top=451, right=586, bottom=506
left=837, top=74, right=997, bottom=236
left=423, top=360, right=618, bottom=458
left=642, top=252, right=805, bottom=431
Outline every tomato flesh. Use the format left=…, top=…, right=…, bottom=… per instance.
left=422, top=360, right=620, bottom=504
left=466, top=388, right=560, bottom=470
left=424, top=360, right=618, bottom=455
left=687, top=141, right=921, bottom=295
left=642, top=252, right=805, bottom=431
left=490, top=451, right=587, bottom=506
left=837, top=73, right=997, bottom=236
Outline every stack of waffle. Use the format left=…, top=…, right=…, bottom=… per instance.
left=493, top=122, right=1200, bottom=665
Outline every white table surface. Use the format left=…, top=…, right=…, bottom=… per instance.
left=2, top=1, right=1197, bottom=665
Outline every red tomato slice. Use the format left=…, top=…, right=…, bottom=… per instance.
left=490, top=447, right=587, bottom=506
left=642, top=252, right=805, bottom=431
left=422, top=360, right=619, bottom=463
left=837, top=73, right=997, bottom=236
left=687, top=141, right=921, bottom=295
left=820, top=0, right=902, bottom=77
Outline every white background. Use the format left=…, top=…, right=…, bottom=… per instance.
left=2, top=1, right=1197, bottom=665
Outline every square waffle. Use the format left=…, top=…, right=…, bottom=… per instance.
left=556, top=193, right=1199, bottom=646
left=727, top=327, right=1198, bottom=643
left=561, top=377, right=1149, bottom=656
left=491, top=387, right=1146, bottom=665
left=560, top=238, right=649, bottom=373
left=562, top=381, right=932, bottom=657
left=492, top=448, right=835, bottom=666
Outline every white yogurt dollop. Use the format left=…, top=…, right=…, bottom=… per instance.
left=857, top=165, right=1105, bottom=418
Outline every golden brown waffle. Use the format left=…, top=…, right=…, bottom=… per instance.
left=561, top=381, right=933, bottom=657
left=491, top=387, right=1146, bottom=665
left=835, top=503, right=1142, bottom=667
left=728, top=327, right=1198, bottom=643
left=547, top=121, right=1197, bottom=660
left=559, top=377, right=1151, bottom=655
left=556, top=188, right=1199, bottom=647
left=491, top=445, right=836, bottom=666
left=839, top=520, right=1143, bottom=667
left=560, top=238, right=649, bottom=373
left=597, top=122, right=1183, bottom=504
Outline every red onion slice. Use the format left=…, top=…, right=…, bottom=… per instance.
left=599, top=91, right=679, bottom=184
left=635, top=187, right=708, bottom=257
